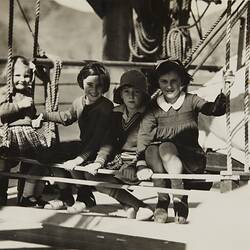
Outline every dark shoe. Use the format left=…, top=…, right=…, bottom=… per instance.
left=58, top=188, right=75, bottom=207
left=19, top=196, right=48, bottom=208
left=76, top=186, right=96, bottom=208
left=154, top=208, right=168, bottom=223
left=0, top=195, right=7, bottom=206
left=173, top=197, right=189, bottom=224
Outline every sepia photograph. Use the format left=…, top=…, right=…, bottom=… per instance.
left=0, top=0, right=249, bottom=249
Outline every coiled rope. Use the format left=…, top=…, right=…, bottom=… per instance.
left=166, top=26, right=191, bottom=61
left=129, top=10, right=159, bottom=60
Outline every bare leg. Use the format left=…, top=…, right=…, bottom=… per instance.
left=145, top=145, right=170, bottom=223
left=159, top=142, right=188, bottom=224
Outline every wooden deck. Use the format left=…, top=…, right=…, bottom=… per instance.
left=0, top=185, right=235, bottom=250
left=1, top=182, right=250, bottom=250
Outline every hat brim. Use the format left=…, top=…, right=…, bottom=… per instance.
left=156, top=60, right=183, bottom=73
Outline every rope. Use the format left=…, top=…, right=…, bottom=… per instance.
left=191, top=0, right=247, bottom=76
left=224, top=0, right=233, bottom=175
left=45, top=56, right=62, bottom=147
left=129, top=9, right=158, bottom=60
left=161, top=26, right=167, bottom=58
left=33, top=0, right=40, bottom=58
left=1, top=0, right=14, bottom=149
left=166, top=26, right=191, bottom=61
left=184, top=1, right=236, bottom=67
left=244, top=0, right=250, bottom=173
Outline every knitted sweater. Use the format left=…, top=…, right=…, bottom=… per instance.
left=95, top=104, right=146, bottom=165
left=0, top=85, right=36, bottom=126
left=43, top=96, right=113, bottom=162
left=137, top=92, right=226, bottom=164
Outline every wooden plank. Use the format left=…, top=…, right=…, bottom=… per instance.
left=0, top=172, right=216, bottom=196
left=42, top=224, right=185, bottom=250
left=0, top=156, right=240, bottom=181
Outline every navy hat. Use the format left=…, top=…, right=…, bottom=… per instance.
left=113, top=70, right=150, bottom=104
left=155, top=59, right=192, bottom=88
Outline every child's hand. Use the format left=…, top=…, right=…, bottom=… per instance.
left=62, top=156, right=83, bottom=171
left=136, top=166, right=153, bottom=180
left=84, top=162, right=102, bottom=175
left=32, top=114, right=43, bottom=128
left=17, top=97, right=33, bottom=109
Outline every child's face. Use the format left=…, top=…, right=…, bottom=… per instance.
left=158, top=70, right=183, bottom=103
left=83, top=75, right=104, bottom=104
left=13, top=59, right=32, bottom=90
left=121, top=86, right=144, bottom=111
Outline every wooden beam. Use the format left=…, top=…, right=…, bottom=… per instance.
left=0, top=172, right=216, bottom=196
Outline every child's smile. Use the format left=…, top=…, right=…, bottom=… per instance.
left=158, top=71, right=183, bottom=104
left=83, top=75, right=104, bottom=104
left=13, top=59, right=32, bottom=90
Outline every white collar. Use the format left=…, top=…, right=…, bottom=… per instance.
left=157, top=92, right=185, bottom=112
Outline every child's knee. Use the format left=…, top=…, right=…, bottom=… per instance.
left=159, top=142, right=178, bottom=160
left=145, top=145, right=163, bottom=171
left=145, top=145, right=159, bottom=158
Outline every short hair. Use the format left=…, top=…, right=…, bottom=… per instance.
left=154, top=59, right=193, bottom=92
left=77, top=61, right=110, bottom=93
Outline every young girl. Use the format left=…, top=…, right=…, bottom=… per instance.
left=135, top=59, right=226, bottom=224
left=83, top=70, right=153, bottom=220
left=0, top=55, right=48, bottom=206
left=37, top=61, right=114, bottom=213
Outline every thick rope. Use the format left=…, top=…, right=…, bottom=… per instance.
left=45, top=57, right=61, bottom=147
left=224, top=0, right=233, bottom=174
left=161, top=26, right=167, bottom=58
left=244, top=0, right=250, bottom=173
left=129, top=9, right=158, bottom=60
left=166, top=27, right=191, bottom=61
left=33, top=0, right=40, bottom=58
left=1, top=0, right=14, bottom=148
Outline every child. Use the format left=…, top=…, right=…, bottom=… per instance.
left=37, top=61, right=114, bottom=213
left=135, top=59, right=226, bottom=224
left=0, top=55, right=48, bottom=206
left=83, top=70, right=153, bottom=220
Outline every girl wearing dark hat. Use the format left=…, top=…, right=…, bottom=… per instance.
left=83, top=70, right=153, bottom=220
left=35, top=61, right=114, bottom=213
left=135, top=59, right=226, bottom=224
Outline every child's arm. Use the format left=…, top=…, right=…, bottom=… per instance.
left=42, top=109, right=77, bottom=126
left=62, top=101, right=114, bottom=170
left=0, top=97, right=33, bottom=120
left=83, top=133, right=113, bottom=175
left=136, top=110, right=157, bottom=180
